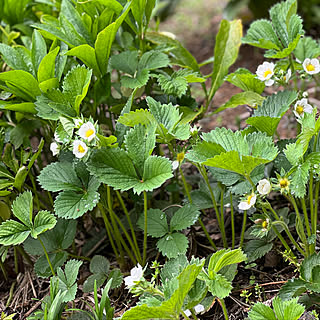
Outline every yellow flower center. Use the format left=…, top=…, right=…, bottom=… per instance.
left=263, top=69, right=272, bottom=78
left=85, top=129, right=94, bottom=137
left=262, top=220, right=268, bottom=228
left=78, top=144, right=86, bottom=153
left=247, top=194, right=254, bottom=204
left=279, top=178, right=289, bottom=188
left=306, top=63, right=315, bottom=72
left=296, top=105, right=304, bottom=115
left=177, top=152, right=185, bottom=163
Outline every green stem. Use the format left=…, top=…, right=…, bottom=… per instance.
left=230, top=193, right=235, bottom=249
left=240, top=211, right=247, bottom=248
left=67, top=253, right=91, bottom=262
left=143, top=191, right=148, bottom=266
left=289, top=195, right=309, bottom=255
left=268, top=202, right=306, bottom=256
left=116, top=190, right=141, bottom=262
left=180, top=166, right=217, bottom=250
left=220, top=185, right=226, bottom=248
left=6, top=281, right=16, bottom=307
left=0, top=259, right=8, bottom=281
left=38, top=237, right=55, bottom=276
left=310, top=174, right=314, bottom=235
left=200, top=166, right=227, bottom=247
left=29, top=172, right=40, bottom=211
left=98, top=202, right=120, bottom=262
left=190, top=309, right=198, bottom=320
left=301, top=198, right=311, bottom=237
left=314, top=181, right=320, bottom=235
left=220, top=299, right=229, bottom=320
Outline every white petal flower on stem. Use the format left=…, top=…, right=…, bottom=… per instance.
left=73, top=140, right=88, bottom=158
left=50, top=142, right=60, bottom=156
left=293, top=98, right=313, bottom=118
left=172, top=160, right=179, bottom=171
left=78, top=122, right=96, bottom=142
left=124, top=264, right=143, bottom=288
left=256, top=62, right=275, bottom=86
left=257, top=179, right=271, bottom=195
left=303, top=58, right=320, bottom=75
left=184, top=310, right=191, bottom=317
left=284, top=68, right=292, bottom=82
left=238, top=193, right=256, bottom=210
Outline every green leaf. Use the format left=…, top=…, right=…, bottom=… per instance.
left=90, top=255, right=110, bottom=274
left=244, top=239, right=273, bottom=263
left=0, top=102, right=36, bottom=114
left=121, top=69, right=150, bottom=89
left=246, top=90, right=297, bottom=136
left=54, top=178, right=100, bottom=219
left=12, top=191, right=33, bottom=228
left=0, top=70, right=41, bottom=100
left=110, top=51, right=138, bottom=76
left=284, top=142, right=304, bottom=166
left=138, top=208, right=169, bottom=238
left=186, top=141, right=225, bottom=164
left=34, top=251, right=68, bottom=278
left=248, top=302, right=277, bottom=320
left=31, top=30, right=47, bottom=73
left=38, top=162, right=82, bottom=192
left=95, top=2, right=132, bottom=74
left=290, top=161, right=310, bottom=198
left=83, top=273, right=108, bottom=293
left=0, top=201, right=10, bottom=221
left=31, top=210, right=57, bottom=238
left=146, top=31, right=199, bottom=71
left=157, top=232, right=188, bottom=259
left=66, top=45, right=100, bottom=76
left=0, top=43, right=32, bottom=73
left=61, top=0, right=93, bottom=46
left=37, top=46, right=59, bottom=83
left=214, top=91, right=264, bottom=114
left=209, top=19, right=242, bottom=100
left=272, top=296, right=305, bottom=320
left=62, top=65, right=92, bottom=115
left=138, top=50, right=169, bottom=71
left=118, top=109, right=155, bottom=128
left=0, top=220, right=30, bottom=246
left=278, top=278, right=307, bottom=301
left=225, top=68, right=265, bottom=94
left=205, top=273, right=232, bottom=299
left=300, top=252, right=320, bottom=283
left=125, top=124, right=156, bottom=176
left=170, top=205, right=200, bottom=232
left=56, top=259, right=83, bottom=302
left=294, top=36, right=320, bottom=62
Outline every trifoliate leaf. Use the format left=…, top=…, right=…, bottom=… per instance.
left=121, top=69, right=150, bottom=89
left=170, top=205, right=201, bottom=232
left=56, top=259, right=83, bottom=302
left=38, top=162, right=83, bottom=192
left=244, top=239, right=273, bottom=263
left=157, top=232, right=188, bottom=259
left=138, top=209, right=169, bottom=238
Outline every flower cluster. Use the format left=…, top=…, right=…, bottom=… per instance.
left=50, top=119, right=97, bottom=159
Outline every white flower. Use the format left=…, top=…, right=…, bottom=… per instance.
left=54, top=131, right=63, bottom=143
left=257, top=179, right=271, bottom=195
left=184, top=310, right=191, bottom=317
left=74, top=118, right=83, bottom=128
left=50, top=142, right=60, bottom=156
left=303, top=58, right=320, bottom=75
left=78, top=122, right=96, bottom=142
left=124, top=264, right=143, bottom=288
left=293, top=98, right=313, bottom=118
left=238, top=193, right=256, bottom=210
left=302, top=91, right=309, bottom=98
left=73, top=140, right=88, bottom=158
left=194, top=304, right=205, bottom=313
left=256, top=62, right=275, bottom=86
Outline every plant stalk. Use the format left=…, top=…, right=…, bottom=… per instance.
left=239, top=210, right=247, bottom=248
left=143, top=191, right=148, bottom=266
left=38, top=237, right=55, bottom=276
